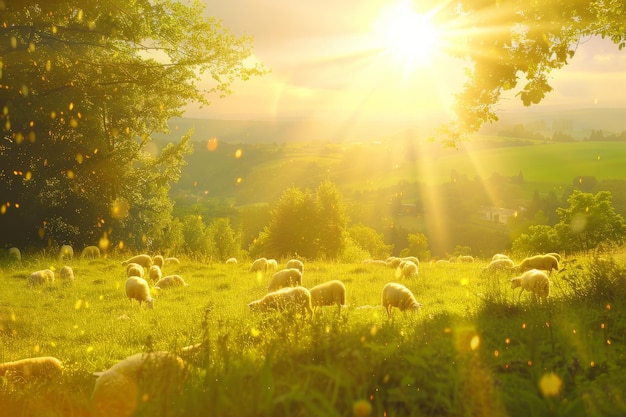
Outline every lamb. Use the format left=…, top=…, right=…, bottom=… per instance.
left=385, top=256, right=402, bottom=268
left=225, top=257, right=238, bottom=265
left=250, top=257, right=268, bottom=273
left=0, top=356, right=63, bottom=382
left=247, top=286, right=313, bottom=316
left=92, top=351, right=187, bottom=417
left=29, top=269, right=55, bottom=286
left=125, top=263, right=144, bottom=278
left=514, top=254, right=559, bottom=273
left=81, top=245, right=101, bottom=259
left=309, top=280, right=346, bottom=314
left=60, top=265, right=75, bottom=283
left=59, top=244, right=74, bottom=261
left=402, top=256, right=420, bottom=266
left=381, top=282, right=422, bottom=317
left=459, top=255, right=474, bottom=263
left=546, top=252, right=562, bottom=262
left=286, top=259, right=304, bottom=274
left=164, top=257, right=181, bottom=265
left=148, top=265, right=162, bottom=282
left=8, top=246, right=21, bottom=262
left=121, top=254, right=153, bottom=269
left=152, top=255, right=164, bottom=268
left=492, top=253, right=510, bottom=261
left=154, top=274, right=189, bottom=289
left=396, top=260, right=418, bottom=279
left=267, top=268, right=302, bottom=292
left=125, top=276, right=154, bottom=308
left=267, top=258, right=278, bottom=271
left=510, top=269, right=551, bottom=303
left=481, top=258, right=515, bottom=275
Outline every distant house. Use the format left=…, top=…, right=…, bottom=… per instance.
left=479, top=206, right=518, bottom=225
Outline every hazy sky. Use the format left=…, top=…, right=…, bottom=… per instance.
left=186, top=1, right=626, bottom=126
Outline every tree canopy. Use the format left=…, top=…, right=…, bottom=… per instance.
left=436, top=0, right=626, bottom=137
left=0, top=0, right=264, bottom=250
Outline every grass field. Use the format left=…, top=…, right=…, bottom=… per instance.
left=1, top=252, right=626, bottom=416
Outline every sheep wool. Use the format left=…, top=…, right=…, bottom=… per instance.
left=121, top=254, right=153, bottom=269
left=402, top=256, right=420, bottom=266
left=148, top=265, right=163, bottom=282
left=510, top=269, right=551, bottom=303
left=154, top=274, right=189, bottom=289
left=286, top=259, right=304, bottom=274
left=225, top=257, right=238, bottom=265
left=382, top=282, right=421, bottom=317
left=59, top=245, right=74, bottom=261
left=481, top=258, right=515, bottom=275
left=385, top=256, right=402, bottom=268
left=267, top=259, right=278, bottom=271
left=0, top=356, right=63, bottom=382
left=515, top=254, right=559, bottom=273
left=492, top=253, right=510, bottom=262
left=248, top=286, right=313, bottom=316
left=125, top=276, right=154, bottom=308
left=267, top=268, right=302, bottom=292
left=60, top=265, right=75, bottom=283
left=396, top=260, right=418, bottom=279
left=126, top=264, right=144, bottom=279
left=152, top=255, right=164, bottom=268
left=81, top=245, right=101, bottom=259
left=92, top=351, right=187, bottom=417
left=29, top=269, right=55, bottom=286
left=309, top=280, right=346, bottom=314
left=249, top=257, right=268, bottom=273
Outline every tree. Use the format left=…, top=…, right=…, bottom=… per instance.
left=0, top=1, right=264, bottom=250
left=555, top=190, right=626, bottom=253
left=434, top=1, right=626, bottom=137
left=314, top=179, right=349, bottom=260
left=348, top=223, right=393, bottom=259
left=399, top=232, right=431, bottom=261
left=180, top=215, right=210, bottom=256
left=207, top=217, right=241, bottom=262
left=511, top=225, right=559, bottom=256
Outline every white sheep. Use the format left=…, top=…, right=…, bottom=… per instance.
left=60, top=265, right=75, bottom=283
left=121, top=254, right=153, bottom=269
left=164, top=257, right=181, bottom=265
left=154, top=274, right=189, bottom=289
left=125, top=263, right=144, bottom=278
left=148, top=265, right=162, bottom=282
left=267, top=268, right=302, bottom=292
left=0, top=356, right=63, bottom=382
left=29, top=269, right=55, bottom=286
left=225, top=257, right=238, bottom=265
left=510, top=269, right=551, bottom=303
left=81, top=245, right=101, bottom=259
left=381, top=282, right=421, bottom=317
left=247, top=286, right=313, bottom=316
left=250, top=257, right=268, bottom=273
left=125, top=276, right=154, bottom=308
left=396, top=260, right=418, bottom=279
left=402, top=256, right=420, bottom=266
left=152, top=255, right=164, bottom=268
left=92, top=351, right=187, bottom=417
left=267, top=258, right=278, bottom=271
left=546, top=252, right=562, bottom=262
left=309, top=280, right=346, bottom=314
left=8, top=246, right=21, bottom=262
left=492, top=253, right=510, bottom=261
left=286, top=259, right=304, bottom=274
left=514, top=254, right=559, bottom=273
left=59, top=244, right=74, bottom=261
left=458, top=255, right=474, bottom=263
left=481, top=258, right=515, bottom=275
left=385, top=256, right=402, bottom=268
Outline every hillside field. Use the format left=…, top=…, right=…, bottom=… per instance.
left=1, top=252, right=626, bottom=416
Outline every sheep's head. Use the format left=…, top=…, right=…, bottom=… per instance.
left=510, top=277, right=522, bottom=289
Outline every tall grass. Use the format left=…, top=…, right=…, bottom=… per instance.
left=1, top=253, right=625, bottom=416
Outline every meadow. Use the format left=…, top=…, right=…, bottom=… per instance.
left=1, top=251, right=626, bottom=416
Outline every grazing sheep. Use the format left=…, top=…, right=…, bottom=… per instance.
left=382, top=282, right=421, bottom=317
left=92, top=351, right=187, bottom=417
left=267, top=259, right=278, bottom=271
left=546, top=252, right=562, bottom=262
left=81, top=245, right=101, bottom=259
left=0, top=356, right=63, bottom=382
left=60, top=265, right=75, bottom=283
left=435, top=259, right=450, bottom=265
left=492, top=253, right=510, bottom=261
left=396, top=260, right=419, bottom=279
left=148, top=265, right=162, bottom=283
left=8, top=246, right=21, bottom=263
left=59, top=244, right=74, bottom=261
left=152, top=255, right=164, bottom=268
left=402, top=256, right=420, bottom=266
left=515, top=254, right=559, bottom=273
left=481, top=258, right=515, bottom=275
left=268, top=268, right=302, bottom=292
left=362, top=259, right=387, bottom=266
left=385, top=256, right=402, bottom=268
left=154, top=274, right=189, bottom=289
left=459, top=255, right=474, bottom=263
left=248, top=286, right=313, bottom=316
left=309, top=280, right=346, bottom=314
left=225, top=257, right=238, bottom=265
left=29, top=269, right=55, bottom=286
left=125, top=276, right=154, bottom=308
left=286, top=259, right=304, bottom=274
left=121, top=254, right=153, bottom=269
left=510, top=269, right=551, bottom=303
left=249, top=257, right=268, bottom=273
left=164, top=257, right=180, bottom=265
left=125, top=263, right=144, bottom=279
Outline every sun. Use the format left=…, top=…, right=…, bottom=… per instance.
left=372, top=0, right=441, bottom=73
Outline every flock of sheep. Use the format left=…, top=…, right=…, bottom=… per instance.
left=1, top=245, right=561, bottom=416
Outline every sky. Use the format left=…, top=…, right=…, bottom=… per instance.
left=185, top=1, right=626, bottom=131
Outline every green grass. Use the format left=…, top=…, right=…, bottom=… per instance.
left=1, top=253, right=626, bottom=416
